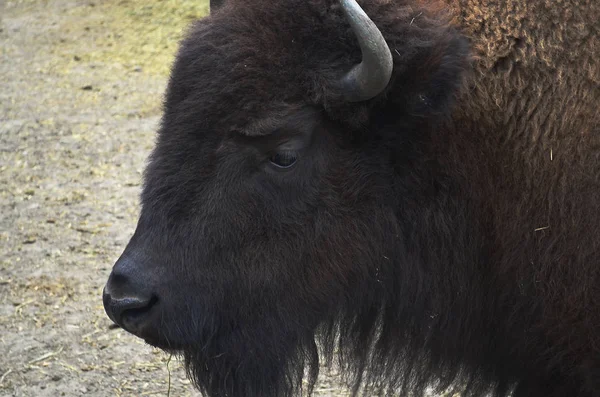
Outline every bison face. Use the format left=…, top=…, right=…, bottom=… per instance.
left=104, top=104, right=366, bottom=342
left=103, top=0, right=468, bottom=395
left=103, top=100, right=401, bottom=394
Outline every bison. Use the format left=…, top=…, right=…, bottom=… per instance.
left=102, top=0, right=600, bottom=396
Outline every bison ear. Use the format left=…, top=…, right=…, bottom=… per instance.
left=210, top=0, right=225, bottom=12
left=391, top=32, right=471, bottom=117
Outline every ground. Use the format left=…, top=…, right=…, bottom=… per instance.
left=0, top=1, right=352, bottom=395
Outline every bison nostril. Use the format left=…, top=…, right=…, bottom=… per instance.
left=103, top=289, right=158, bottom=329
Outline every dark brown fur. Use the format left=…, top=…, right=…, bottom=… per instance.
left=103, top=0, right=600, bottom=396
left=444, top=1, right=600, bottom=393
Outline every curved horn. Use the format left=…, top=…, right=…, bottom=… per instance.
left=338, top=0, right=393, bottom=102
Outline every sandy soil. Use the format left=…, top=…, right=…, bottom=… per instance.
left=0, top=1, right=352, bottom=396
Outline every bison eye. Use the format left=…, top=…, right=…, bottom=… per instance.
left=269, top=151, right=297, bottom=169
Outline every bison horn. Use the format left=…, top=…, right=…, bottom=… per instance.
left=339, top=0, right=393, bottom=102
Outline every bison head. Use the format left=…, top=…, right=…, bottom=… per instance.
left=103, top=0, right=469, bottom=395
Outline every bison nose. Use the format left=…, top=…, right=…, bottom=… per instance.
left=103, top=257, right=158, bottom=335
left=103, top=289, right=156, bottom=326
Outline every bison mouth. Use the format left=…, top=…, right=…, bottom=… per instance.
left=119, top=297, right=158, bottom=330
left=103, top=284, right=242, bottom=355
left=133, top=314, right=241, bottom=356
left=102, top=291, right=183, bottom=350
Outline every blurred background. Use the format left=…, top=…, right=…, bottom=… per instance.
left=0, top=1, right=350, bottom=395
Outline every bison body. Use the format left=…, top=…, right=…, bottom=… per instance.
left=103, top=0, right=600, bottom=396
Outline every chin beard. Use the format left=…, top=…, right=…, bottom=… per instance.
left=178, top=330, right=320, bottom=397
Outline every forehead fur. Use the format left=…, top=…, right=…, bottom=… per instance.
left=161, top=0, right=462, bottom=132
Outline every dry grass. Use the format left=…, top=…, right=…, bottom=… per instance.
left=61, top=0, right=209, bottom=76
left=6, top=0, right=209, bottom=77
left=1, top=0, right=208, bottom=395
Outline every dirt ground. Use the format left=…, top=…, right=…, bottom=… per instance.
left=0, top=1, right=354, bottom=396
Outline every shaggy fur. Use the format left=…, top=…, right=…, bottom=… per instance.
left=104, top=0, right=600, bottom=396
